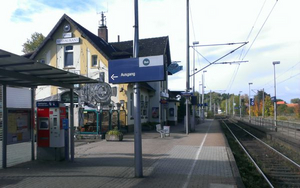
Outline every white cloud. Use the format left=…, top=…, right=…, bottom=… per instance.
left=1, top=0, right=299, bottom=102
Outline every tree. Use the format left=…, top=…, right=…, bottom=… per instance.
left=264, top=95, right=273, bottom=117
left=22, top=32, right=45, bottom=54
left=294, top=103, right=300, bottom=118
left=291, top=98, right=300, bottom=104
left=277, top=104, right=288, bottom=116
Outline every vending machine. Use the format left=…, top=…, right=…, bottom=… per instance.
left=36, top=101, right=66, bottom=161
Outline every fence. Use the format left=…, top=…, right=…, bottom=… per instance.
left=236, top=115, right=300, bottom=141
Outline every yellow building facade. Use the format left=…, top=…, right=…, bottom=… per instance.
left=30, top=14, right=173, bottom=126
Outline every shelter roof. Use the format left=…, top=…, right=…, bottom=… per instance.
left=0, top=49, right=98, bottom=89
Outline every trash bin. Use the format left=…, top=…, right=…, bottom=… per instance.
left=163, top=126, right=170, bottom=137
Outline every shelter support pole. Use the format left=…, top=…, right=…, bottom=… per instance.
left=2, top=84, right=7, bottom=168
left=31, top=87, right=35, bottom=161
left=70, top=88, right=74, bottom=161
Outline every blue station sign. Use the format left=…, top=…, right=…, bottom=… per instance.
left=167, top=63, right=183, bottom=74
left=108, top=55, right=165, bottom=84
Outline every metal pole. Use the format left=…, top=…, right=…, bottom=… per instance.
left=209, top=90, right=212, bottom=112
left=134, top=0, right=143, bottom=177
left=201, top=73, right=204, bottom=121
left=262, top=88, right=265, bottom=118
left=232, top=95, right=234, bottom=116
left=31, top=87, right=35, bottom=161
left=273, top=61, right=280, bottom=131
left=192, top=45, right=195, bottom=131
left=2, top=84, right=7, bottom=168
left=239, top=91, right=242, bottom=119
left=199, top=82, right=201, bottom=117
left=185, top=0, right=190, bottom=134
left=70, top=88, right=74, bottom=161
left=248, top=83, right=252, bottom=123
left=229, top=94, right=231, bottom=116
left=226, top=95, right=228, bottom=115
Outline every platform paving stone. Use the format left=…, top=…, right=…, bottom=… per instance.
left=0, top=119, right=243, bottom=188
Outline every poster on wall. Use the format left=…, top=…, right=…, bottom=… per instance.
left=152, top=107, right=159, bottom=119
left=7, top=109, right=31, bottom=145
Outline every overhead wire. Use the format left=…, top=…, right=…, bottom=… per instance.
left=277, top=72, right=300, bottom=85
left=239, top=0, right=267, bottom=59
left=242, top=0, right=279, bottom=60
left=258, top=61, right=300, bottom=89
left=226, top=0, right=278, bottom=94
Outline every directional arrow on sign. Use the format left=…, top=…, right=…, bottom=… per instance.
left=111, top=74, right=118, bottom=81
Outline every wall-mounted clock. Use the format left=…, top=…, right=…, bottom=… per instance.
left=64, top=23, right=71, bottom=32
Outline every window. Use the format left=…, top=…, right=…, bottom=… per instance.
left=92, top=55, right=97, bottom=67
left=64, top=46, right=73, bottom=67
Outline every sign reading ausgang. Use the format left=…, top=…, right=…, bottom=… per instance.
left=108, top=55, right=165, bottom=83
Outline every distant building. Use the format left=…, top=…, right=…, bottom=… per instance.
left=287, top=103, right=298, bottom=108
left=277, top=101, right=286, bottom=105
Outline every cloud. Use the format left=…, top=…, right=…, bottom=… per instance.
left=1, top=0, right=299, bottom=103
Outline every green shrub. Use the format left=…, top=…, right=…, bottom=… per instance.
left=106, top=127, right=123, bottom=136
left=278, top=116, right=288, bottom=121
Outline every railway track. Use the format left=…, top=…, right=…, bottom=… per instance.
left=221, top=119, right=300, bottom=188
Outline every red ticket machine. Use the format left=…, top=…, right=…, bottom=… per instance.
left=37, top=101, right=66, bottom=161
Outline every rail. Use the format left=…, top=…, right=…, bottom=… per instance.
left=222, top=119, right=300, bottom=187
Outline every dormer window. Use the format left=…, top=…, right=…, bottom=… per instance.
left=64, top=46, right=73, bottom=67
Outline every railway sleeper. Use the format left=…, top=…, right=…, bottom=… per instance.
left=268, top=173, right=300, bottom=178
left=275, top=182, right=300, bottom=187
left=268, top=169, right=297, bottom=173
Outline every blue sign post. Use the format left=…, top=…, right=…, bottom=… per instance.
left=108, top=55, right=165, bottom=84
left=271, top=96, right=276, bottom=102
left=250, top=98, right=255, bottom=106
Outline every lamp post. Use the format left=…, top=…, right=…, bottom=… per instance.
left=202, top=70, right=207, bottom=121
left=192, top=41, right=199, bottom=130
left=273, top=61, right=280, bottom=132
left=185, top=0, right=190, bottom=135
left=262, top=88, right=265, bottom=118
left=248, top=83, right=253, bottom=123
left=239, top=91, right=242, bottom=119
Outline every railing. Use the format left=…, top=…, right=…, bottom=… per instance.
left=235, top=115, right=300, bottom=141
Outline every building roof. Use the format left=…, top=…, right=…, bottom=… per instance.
left=277, top=101, right=286, bottom=105
left=287, top=103, right=298, bottom=108
left=30, top=14, right=172, bottom=65
left=110, top=36, right=170, bottom=59
left=30, top=14, right=115, bottom=60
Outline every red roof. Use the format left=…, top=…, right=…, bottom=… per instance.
left=276, top=101, right=286, bottom=105
left=287, top=103, right=298, bottom=108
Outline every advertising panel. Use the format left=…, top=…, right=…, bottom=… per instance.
left=7, top=109, right=31, bottom=145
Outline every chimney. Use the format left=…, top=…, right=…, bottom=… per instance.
left=98, top=12, right=108, bottom=42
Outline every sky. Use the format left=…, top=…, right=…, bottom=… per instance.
left=0, top=0, right=299, bottom=103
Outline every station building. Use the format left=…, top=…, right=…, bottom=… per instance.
left=26, top=13, right=178, bottom=128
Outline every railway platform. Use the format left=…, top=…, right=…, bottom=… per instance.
left=0, top=119, right=244, bottom=188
